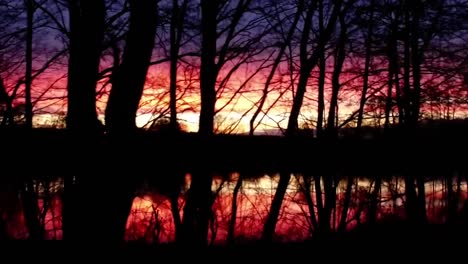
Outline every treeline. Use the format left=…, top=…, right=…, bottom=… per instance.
left=0, top=0, right=467, bottom=134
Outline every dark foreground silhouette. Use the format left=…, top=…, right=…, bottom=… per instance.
left=2, top=221, right=466, bottom=263
left=1, top=125, right=468, bottom=176
left=1, top=126, right=467, bottom=261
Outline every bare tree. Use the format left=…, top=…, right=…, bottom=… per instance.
left=249, top=0, right=304, bottom=135
left=24, top=0, right=35, bottom=128
left=286, top=0, right=342, bottom=135
left=64, top=0, right=106, bottom=242
left=169, top=0, right=188, bottom=131
left=66, top=0, right=105, bottom=131
left=262, top=0, right=343, bottom=243
left=356, top=0, right=375, bottom=131
left=105, top=0, right=158, bottom=132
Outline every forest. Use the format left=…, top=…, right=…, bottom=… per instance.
left=0, top=0, right=468, bottom=258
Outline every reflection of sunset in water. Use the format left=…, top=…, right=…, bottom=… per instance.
left=125, top=195, right=175, bottom=243
left=123, top=174, right=468, bottom=244
left=1, top=175, right=467, bottom=242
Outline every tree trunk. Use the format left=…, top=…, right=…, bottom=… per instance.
left=326, top=13, right=346, bottom=136
left=105, top=0, right=158, bottom=132
left=410, top=0, right=422, bottom=125
left=100, top=0, right=158, bottom=244
left=367, top=176, right=382, bottom=224
left=411, top=0, right=426, bottom=222
left=384, top=62, right=393, bottom=129
left=317, top=56, right=326, bottom=137
left=321, top=175, right=335, bottom=236
left=66, top=0, right=105, bottom=131
left=416, top=174, right=427, bottom=224
left=446, top=173, right=457, bottom=222
left=316, top=0, right=326, bottom=137
left=261, top=172, right=291, bottom=242
left=198, top=0, right=217, bottom=136
left=94, top=160, right=135, bottom=242
left=180, top=0, right=217, bottom=247
left=394, top=69, right=404, bottom=125
left=314, top=175, right=325, bottom=233
left=404, top=174, right=420, bottom=223
left=387, top=9, right=403, bottom=123
left=227, top=174, right=242, bottom=245
left=21, top=180, right=43, bottom=240
left=338, top=176, right=353, bottom=232
left=169, top=0, right=188, bottom=131
left=287, top=0, right=341, bottom=135
left=169, top=187, right=182, bottom=243
left=226, top=0, right=342, bottom=245
left=169, top=0, right=179, bottom=130
left=286, top=3, right=315, bottom=134
left=356, top=0, right=375, bottom=130
left=64, top=0, right=105, bottom=243
left=249, top=0, right=304, bottom=135
left=402, top=5, right=412, bottom=125
left=24, top=0, right=34, bottom=128
left=182, top=171, right=213, bottom=246
left=302, top=176, right=318, bottom=232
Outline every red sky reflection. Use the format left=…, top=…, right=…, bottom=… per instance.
left=1, top=175, right=466, bottom=242
left=123, top=174, right=467, bottom=244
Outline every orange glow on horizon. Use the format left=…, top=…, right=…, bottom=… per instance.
left=8, top=54, right=466, bottom=132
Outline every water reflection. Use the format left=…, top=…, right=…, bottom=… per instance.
left=1, top=173, right=467, bottom=242
left=126, top=173, right=468, bottom=243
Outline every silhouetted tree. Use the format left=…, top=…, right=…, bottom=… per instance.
left=182, top=0, right=270, bottom=245
left=102, top=0, right=158, bottom=243
left=105, top=0, right=158, bottom=132
left=227, top=173, right=242, bottom=245
left=181, top=0, right=217, bottom=245
left=24, top=0, right=34, bottom=128
left=262, top=0, right=343, bottom=243
left=316, top=0, right=326, bottom=137
left=66, top=0, right=105, bottom=131
left=338, top=175, right=353, bottom=232
left=356, top=0, right=375, bottom=131
left=21, top=180, right=43, bottom=240
left=249, top=0, right=304, bottom=135
left=286, top=0, right=342, bottom=135
left=326, top=9, right=347, bottom=137
left=64, top=0, right=105, bottom=242
left=169, top=0, right=188, bottom=132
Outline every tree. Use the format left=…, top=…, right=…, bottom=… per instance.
left=249, top=0, right=304, bottom=135
left=102, top=0, right=158, bottom=243
left=356, top=0, right=375, bottom=131
left=24, top=0, right=35, bottom=128
left=181, top=0, right=217, bottom=246
left=182, top=0, right=271, bottom=245
left=66, top=0, right=105, bottom=131
left=105, top=0, right=158, bottom=132
left=286, top=0, right=343, bottom=135
left=262, top=0, right=343, bottom=243
left=169, top=0, right=188, bottom=132
left=326, top=9, right=348, bottom=137
left=227, top=173, right=243, bottom=245
left=64, top=0, right=106, bottom=242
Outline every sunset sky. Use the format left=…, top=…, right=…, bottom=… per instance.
left=1, top=0, right=468, bottom=248
left=1, top=0, right=467, bottom=134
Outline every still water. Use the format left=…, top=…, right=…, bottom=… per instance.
left=1, top=173, right=467, bottom=243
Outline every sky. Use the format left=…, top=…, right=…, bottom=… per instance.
left=2, top=0, right=468, bottom=134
